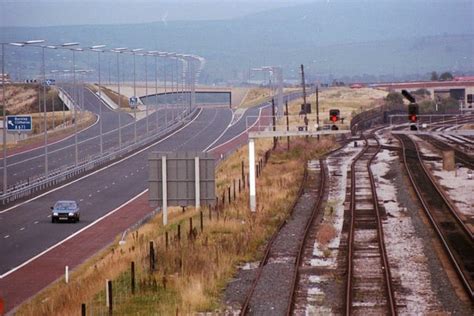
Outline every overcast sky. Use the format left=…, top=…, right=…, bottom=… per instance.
left=0, top=0, right=316, bottom=27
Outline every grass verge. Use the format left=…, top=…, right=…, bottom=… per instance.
left=16, top=137, right=336, bottom=316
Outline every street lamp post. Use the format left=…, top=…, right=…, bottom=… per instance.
left=89, top=45, right=106, bottom=155
left=2, top=40, right=45, bottom=193
left=1, top=43, right=6, bottom=194
left=112, top=48, right=127, bottom=149
left=131, top=48, right=143, bottom=143
left=149, top=51, right=159, bottom=132
left=144, top=53, right=149, bottom=134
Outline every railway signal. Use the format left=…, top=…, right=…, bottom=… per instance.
left=408, top=103, right=419, bottom=123
left=402, top=90, right=419, bottom=130
left=329, top=109, right=340, bottom=122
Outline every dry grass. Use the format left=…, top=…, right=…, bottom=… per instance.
left=286, top=87, right=387, bottom=124
left=239, top=88, right=272, bottom=108
left=89, top=84, right=129, bottom=108
left=0, top=84, right=64, bottom=115
left=5, top=111, right=96, bottom=151
left=16, top=136, right=336, bottom=315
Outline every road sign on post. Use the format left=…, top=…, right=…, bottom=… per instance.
left=6, top=115, right=32, bottom=132
left=149, top=152, right=216, bottom=224
left=129, top=96, right=138, bottom=108
left=43, top=79, right=55, bottom=86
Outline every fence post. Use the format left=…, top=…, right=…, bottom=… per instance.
left=81, top=303, right=86, bottom=316
left=149, top=241, right=155, bottom=272
left=107, top=280, right=113, bottom=315
left=239, top=179, right=241, bottom=193
left=65, top=265, right=69, bottom=283
left=228, top=186, right=231, bottom=204
left=241, top=160, right=245, bottom=187
left=165, top=232, right=169, bottom=250
left=233, top=179, right=236, bottom=201
left=200, top=211, right=203, bottom=232
left=131, top=261, right=136, bottom=294
left=177, top=224, right=181, bottom=244
left=189, top=217, right=193, bottom=238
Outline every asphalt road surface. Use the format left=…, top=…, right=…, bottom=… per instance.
left=0, top=85, right=188, bottom=191
left=0, top=106, right=232, bottom=275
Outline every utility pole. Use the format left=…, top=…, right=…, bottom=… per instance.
left=285, top=99, right=290, bottom=150
left=271, top=98, right=277, bottom=149
left=316, top=85, right=320, bottom=140
left=301, top=64, right=308, bottom=133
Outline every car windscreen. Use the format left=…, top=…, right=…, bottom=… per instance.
left=54, top=202, right=77, bottom=211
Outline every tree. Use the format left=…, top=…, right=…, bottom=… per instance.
left=430, top=71, right=439, bottom=81
left=439, top=72, right=454, bottom=81
left=384, top=91, right=404, bottom=108
left=439, top=97, right=459, bottom=112
left=419, top=100, right=436, bottom=113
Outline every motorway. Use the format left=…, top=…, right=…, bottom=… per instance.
left=0, top=106, right=233, bottom=275
left=0, top=85, right=187, bottom=190
left=0, top=88, right=304, bottom=312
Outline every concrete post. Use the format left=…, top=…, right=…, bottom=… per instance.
left=162, top=156, right=168, bottom=225
left=249, top=138, right=256, bottom=212
left=195, top=156, right=200, bottom=209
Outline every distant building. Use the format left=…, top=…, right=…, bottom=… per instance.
left=350, top=83, right=365, bottom=89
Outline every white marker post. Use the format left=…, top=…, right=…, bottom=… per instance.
left=65, top=265, right=69, bottom=283
left=162, top=156, right=168, bottom=225
left=105, top=279, right=110, bottom=307
left=249, top=138, right=256, bottom=212
left=195, top=156, right=200, bottom=209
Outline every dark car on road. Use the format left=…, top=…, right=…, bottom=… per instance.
left=51, top=200, right=80, bottom=223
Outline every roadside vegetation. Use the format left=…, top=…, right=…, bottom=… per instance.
left=89, top=84, right=130, bottom=109
left=16, top=136, right=336, bottom=315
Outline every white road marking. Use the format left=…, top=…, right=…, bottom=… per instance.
left=0, top=114, right=99, bottom=162
left=20, top=227, right=25, bottom=231
left=0, top=108, right=202, bottom=215
left=34, top=221, right=39, bottom=224
left=4, top=235, right=10, bottom=239
left=47, top=215, right=51, bottom=218
left=0, top=189, right=148, bottom=279
left=79, top=199, right=84, bottom=202
left=206, top=105, right=267, bottom=152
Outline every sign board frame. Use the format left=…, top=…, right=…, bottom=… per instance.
left=149, top=151, right=215, bottom=208
left=6, top=115, right=33, bottom=132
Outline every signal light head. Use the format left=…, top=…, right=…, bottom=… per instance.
left=409, top=114, right=417, bottom=123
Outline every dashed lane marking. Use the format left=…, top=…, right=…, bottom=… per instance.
left=0, top=108, right=202, bottom=215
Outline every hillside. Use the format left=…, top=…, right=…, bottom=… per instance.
left=1, top=0, right=472, bottom=83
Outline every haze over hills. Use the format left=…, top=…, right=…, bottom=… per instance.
left=1, top=0, right=472, bottom=84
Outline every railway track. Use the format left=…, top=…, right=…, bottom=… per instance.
left=395, top=134, right=474, bottom=300
left=240, top=157, right=326, bottom=315
left=418, top=135, right=474, bottom=170
left=345, top=134, right=396, bottom=315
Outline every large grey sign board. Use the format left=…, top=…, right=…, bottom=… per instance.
left=149, top=152, right=215, bottom=207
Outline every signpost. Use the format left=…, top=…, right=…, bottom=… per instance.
left=6, top=115, right=32, bottom=132
left=43, top=79, right=55, bottom=86
left=149, top=152, right=216, bottom=225
left=129, top=96, right=138, bottom=108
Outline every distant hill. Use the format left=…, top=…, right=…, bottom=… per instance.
left=1, top=0, right=473, bottom=84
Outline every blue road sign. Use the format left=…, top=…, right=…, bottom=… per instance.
left=6, top=115, right=33, bottom=132
left=129, top=96, right=138, bottom=107
left=43, top=79, right=56, bottom=86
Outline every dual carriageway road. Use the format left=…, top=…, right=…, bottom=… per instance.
left=0, top=87, right=302, bottom=312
